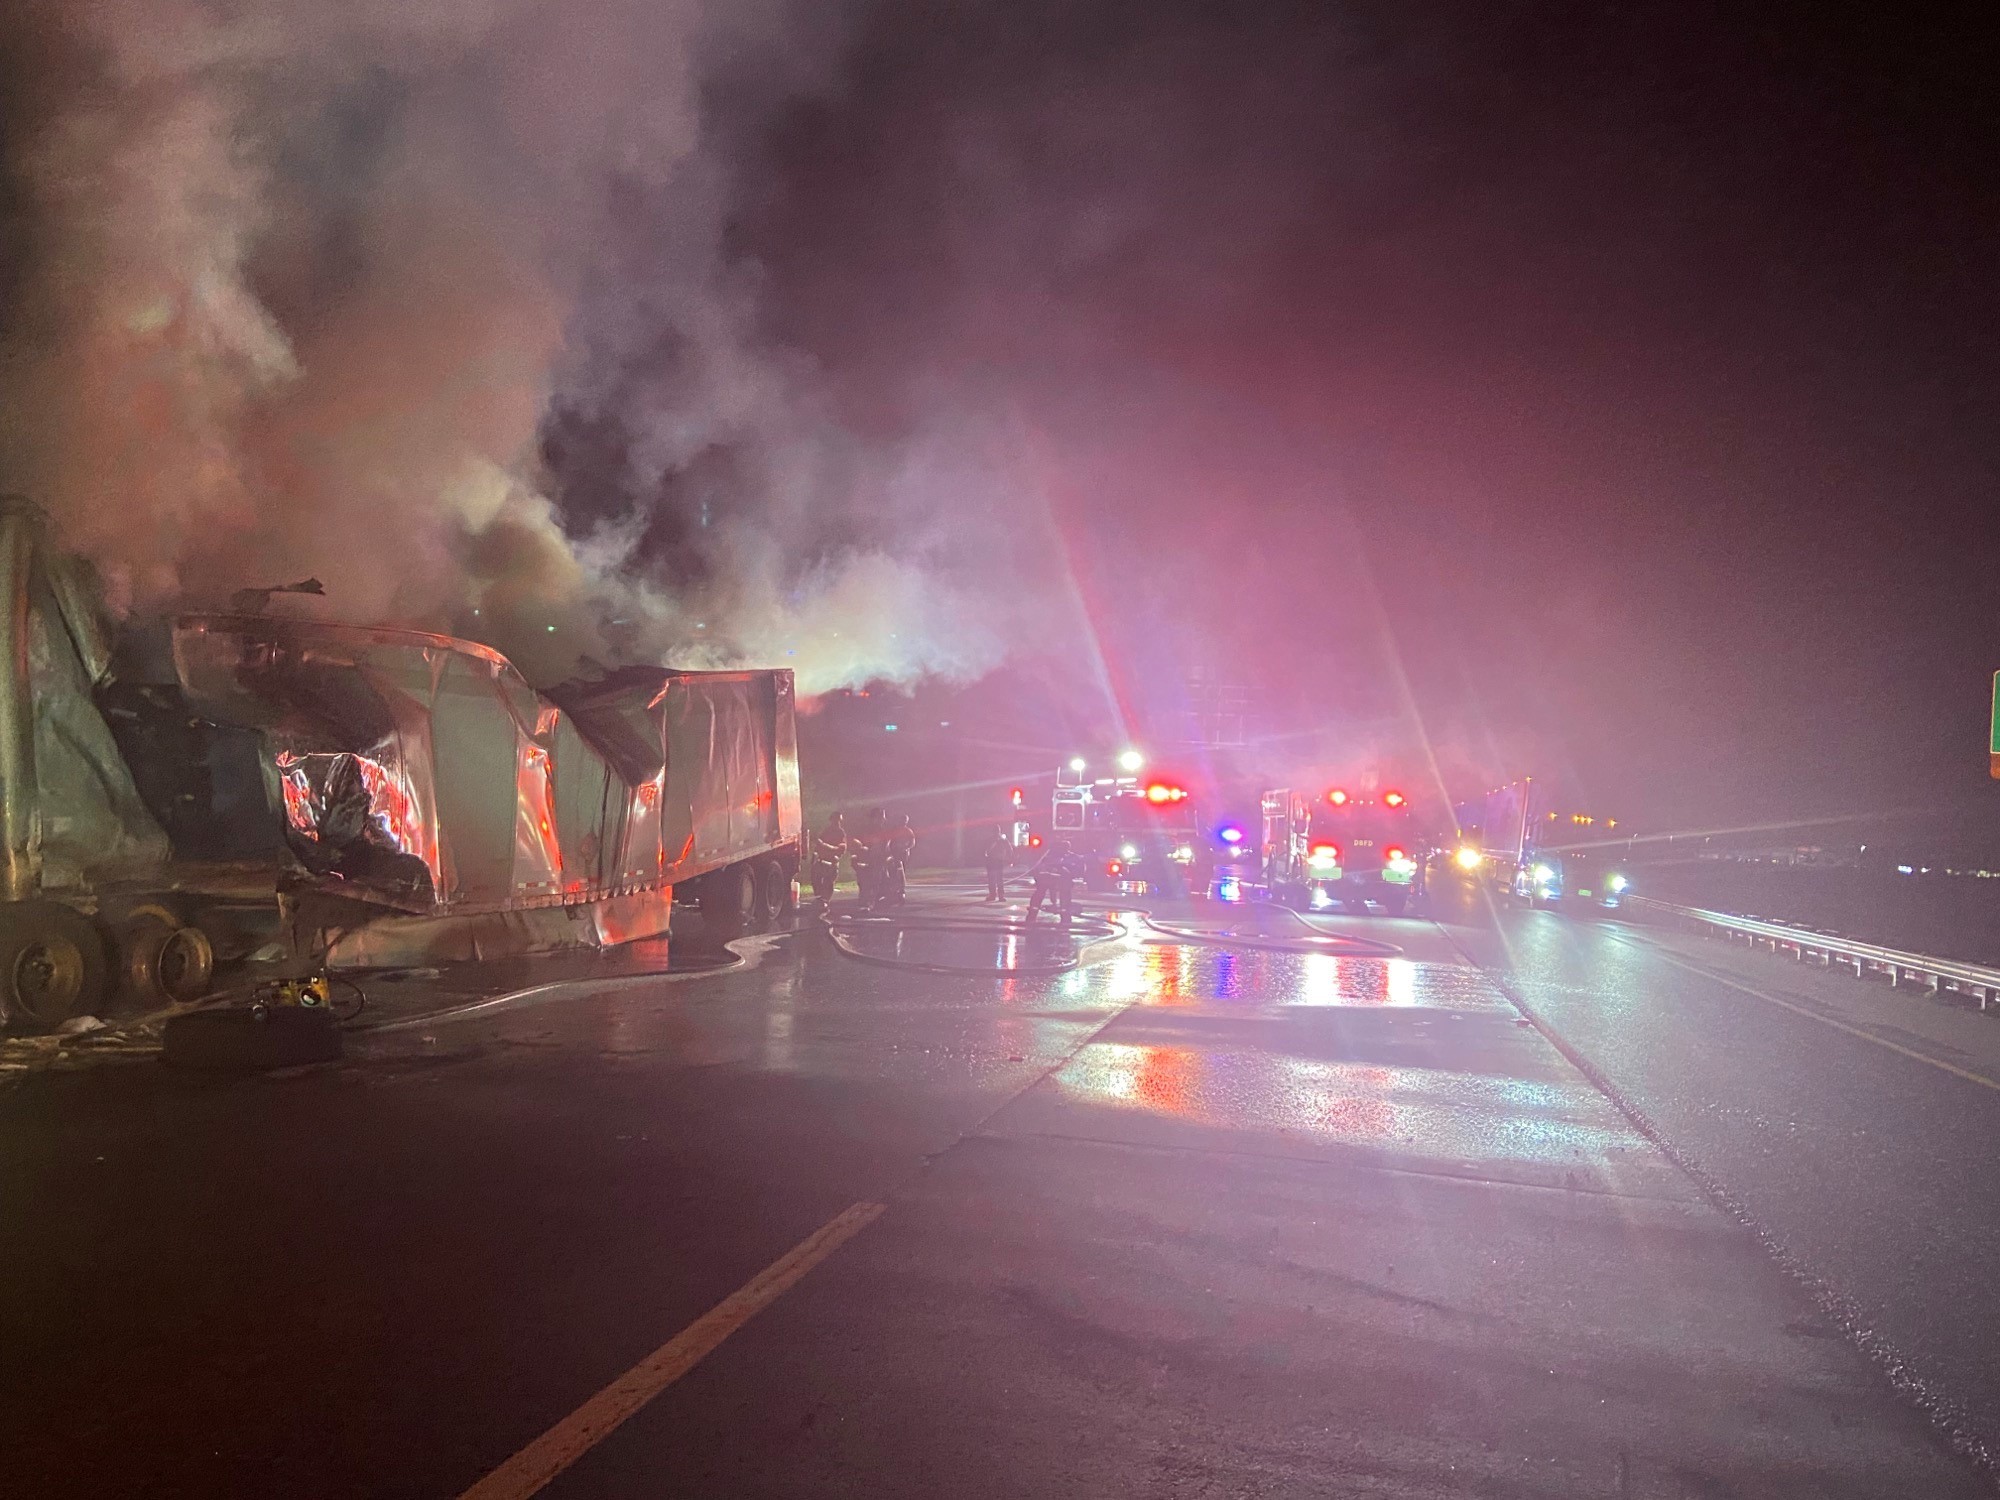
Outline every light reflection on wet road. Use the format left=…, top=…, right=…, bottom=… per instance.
left=995, top=938, right=1648, bottom=1179
left=1, top=881, right=1987, bottom=1498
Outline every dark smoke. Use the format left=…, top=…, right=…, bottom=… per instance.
left=0, top=0, right=1020, bottom=691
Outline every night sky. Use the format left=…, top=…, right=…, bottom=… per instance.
left=725, top=1, right=1999, bottom=834
left=3, top=0, right=1994, bottom=842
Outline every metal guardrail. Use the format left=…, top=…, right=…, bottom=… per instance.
left=1627, top=896, right=2000, bottom=1009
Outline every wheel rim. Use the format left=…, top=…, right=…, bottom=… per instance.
left=156, top=928, right=212, bottom=1003
left=159, top=937, right=195, bottom=995
left=12, top=936, right=85, bottom=1024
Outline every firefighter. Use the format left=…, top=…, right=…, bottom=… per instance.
left=811, top=811, right=848, bottom=902
left=882, top=813, right=916, bottom=906
left=981, top=825, right=1012, bottom=902
left=852, top=807, right=890, bottom=908
left=1026, top=836, right=1082, bottom=923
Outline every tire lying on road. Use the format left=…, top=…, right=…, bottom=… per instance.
left=0, top=900, right=110, bottom=1033
left=161, top=1007, right=344, bottom=1071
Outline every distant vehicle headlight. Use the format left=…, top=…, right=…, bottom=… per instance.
left=1453, top=846, right=1482, bottom=871
left=1609, top=874, right=1629, bottom=893
left=1120, top=843, right=1138, bottom=859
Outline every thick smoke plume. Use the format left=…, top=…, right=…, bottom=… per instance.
left=0, top=0, right=1007, bottom=691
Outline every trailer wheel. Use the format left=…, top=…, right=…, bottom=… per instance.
left=745, top=864, right=776, bottom=934
left=700, top=865, right=755, bottom=944
left=122, top=917, right=216, bottom=1007
left=0, top=901, right=110, bottom=1032
left=754, top=860, right=792, bottom=931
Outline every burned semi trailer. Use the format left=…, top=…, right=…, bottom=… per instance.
left=0, top=498, right=801, bottom=1031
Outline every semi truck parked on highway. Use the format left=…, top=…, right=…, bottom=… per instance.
left=1466, top=778, right=1629, bottom=909
left=0, top=498, right=801, bottom=1032
left=1261, top=782, right=1428, bottom=914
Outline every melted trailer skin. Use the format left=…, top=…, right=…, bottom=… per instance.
left=172, top=615, right=801, bottom=966
left=0, top=496, right=800, bottom=1025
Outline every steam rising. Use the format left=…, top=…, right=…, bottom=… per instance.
left=0, top=0, right=1005, bottom=691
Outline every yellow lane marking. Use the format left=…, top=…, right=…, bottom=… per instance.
left=1634, top=941, right=2000, bottom=1094
left=458, top=1200, right=887, bottom=1500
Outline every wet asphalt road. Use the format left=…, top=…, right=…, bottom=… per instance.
left=1443, top=877, right=2000, bottom=1470
left=1, top=875, right=1993, bottom=1497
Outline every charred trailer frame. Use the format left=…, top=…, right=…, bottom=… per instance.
left=0, top=498, right=802, bottom=1031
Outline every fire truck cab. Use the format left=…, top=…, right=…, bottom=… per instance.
left=1262, top=784, right=1427, bottom=915
left=1051, top=757, right=1203, bottom=896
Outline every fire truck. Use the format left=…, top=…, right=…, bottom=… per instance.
left=1050, top=753, right=1205, bottom=896
left=1261, top=783, right=1428, bottom=915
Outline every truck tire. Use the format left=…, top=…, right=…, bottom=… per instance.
left=701, top=865, right=755, bottom=944
left=0, top=901, right=111, bottom=1032
left=755, top=860, right=792, bottom=931
left=162, top=1007, right=343, bottom=1071
left=121, top=916, right=215, bottom=1007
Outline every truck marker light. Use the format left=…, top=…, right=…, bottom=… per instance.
left=1326, top=788, right=1349, bottom=806
left=1383, top=790, right=1406, bottom=808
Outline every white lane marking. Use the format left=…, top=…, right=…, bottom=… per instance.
left=457, top=1200, right=886, bottom=1500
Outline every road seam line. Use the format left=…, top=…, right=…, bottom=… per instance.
left=1611, top=934, right=2000, bottom=1093
left=983, top=1126, right=1694, bottom=1203
left=456, top=1200, right=886, bottom=1500
left=1441, top=923, right=1995, bottom=1474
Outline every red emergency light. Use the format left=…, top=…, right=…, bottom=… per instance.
left=1383, top=789, right=1407, bottom=808
left=1009, top=787, right=1024, bottom=808
left=1107, top=859, right=1124, bottom=877
left=1144, top=781, right=1187, bottom=804
left=1309, top=841, right=1341, bottom=861
left=1326, top=788, right=1349, bottom=806
left=1385, top=845, right=1408, bottom=863
left=1028, top=834, right=1043, bottom=848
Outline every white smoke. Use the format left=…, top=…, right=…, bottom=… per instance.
left=0, top=0, right=1011, bottom=692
